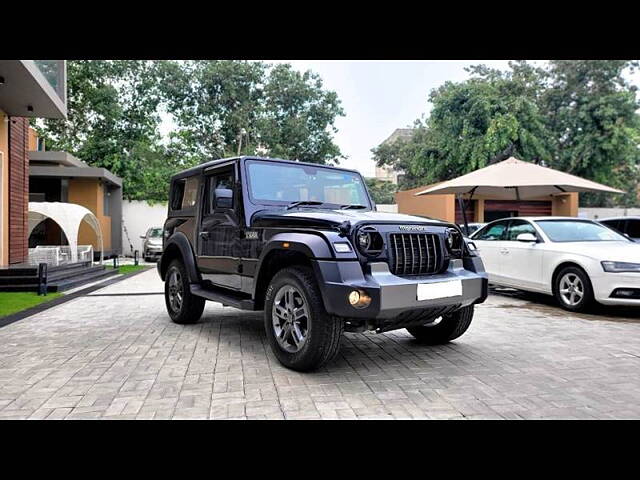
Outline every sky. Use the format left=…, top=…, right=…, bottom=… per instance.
left=160, top=60, right=640, bottom=177
left=267, top=60, right=513, bottom=176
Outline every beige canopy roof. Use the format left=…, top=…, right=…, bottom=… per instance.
left=414, top=157, right=624, bottom=200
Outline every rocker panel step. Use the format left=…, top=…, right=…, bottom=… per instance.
left=190, top=284, right=256, bottom=310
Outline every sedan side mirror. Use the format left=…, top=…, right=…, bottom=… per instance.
left=140, top=235, right=146, bottom=239
left=516, top=233, right=537, bottom=242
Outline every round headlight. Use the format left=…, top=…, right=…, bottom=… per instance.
left=355, top=227, right=383, bottom=257
left=446, top=232, right=455, bottom=249
left=357, top=231, right=371, bottom=250
left=446, top=228, right=463, bottom=255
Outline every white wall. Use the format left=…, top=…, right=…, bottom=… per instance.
left=376, top=204, right=398, bottom=213
left=121, top=200, right=168, bottom=256
left=578, top=207, right=640, bottom=220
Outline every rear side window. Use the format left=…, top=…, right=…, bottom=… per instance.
left=171, top=176, right=199, bottom=211
left=626, top=220, right=640, bottom=238
left=601, top=219, right=623, bottom=232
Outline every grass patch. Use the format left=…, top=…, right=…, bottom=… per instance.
left=0, top=292, right=63, bottom=318
left=105, top=264, right=148, bottom=275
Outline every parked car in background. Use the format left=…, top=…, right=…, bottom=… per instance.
left=598, top=216, right=640, bottom=242
left=141, top=227, right=164, bottom=262
left=470, top=217, right=640, bottom=311
left=459, top=222, right=486, bottom=237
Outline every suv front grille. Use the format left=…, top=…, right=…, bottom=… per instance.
left=388, top=233, right=442, bottom=276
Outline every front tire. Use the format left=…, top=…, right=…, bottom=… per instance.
left=406, top=305, right=474, bottom=344
left=553, top=266, right=594, bottom=312
left=264, top=266, right=343, bottom=372
left=164, top=259, right=205, bottom=324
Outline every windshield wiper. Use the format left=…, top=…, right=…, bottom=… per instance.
left=340, top=204, right=368, bottom=210
left=286, top=200, right=323, bottom=210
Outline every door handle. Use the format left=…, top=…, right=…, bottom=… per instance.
left=199, top=231, right=210, bottom=240
left=500, top=248, right=509, bottom=255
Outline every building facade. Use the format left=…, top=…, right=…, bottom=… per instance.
left=396, top=184, right=579, bottom=224
left=374, top=128, right=413, bottom=185
left=0, top=60, right=67, bottom=266
left=28, top=146, right=123, bottom=259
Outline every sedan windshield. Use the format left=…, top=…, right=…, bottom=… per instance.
left=246, top=160, right=370, bottom=208
left=148, top=228, right=163, bottom=238
left=536, top=220, right=628, bottom=242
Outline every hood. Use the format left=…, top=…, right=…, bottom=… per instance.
left=146, top=237, right=163, bottom=245
left=251, top=208, right=450, bottom=230
left=549, top=240, right=640, bottom=262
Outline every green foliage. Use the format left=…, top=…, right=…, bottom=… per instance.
left=160, top=61, right=344, bottom=165
left=542, top=61, right=640, bottom=207
left=35, top=60, right=345, bottom=202
left=365, top=178, right=398, bottom=204
left=373, top=60, right=640, bottom=207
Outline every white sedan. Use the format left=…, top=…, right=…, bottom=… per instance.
left=469, top=216, right=640, bottom=311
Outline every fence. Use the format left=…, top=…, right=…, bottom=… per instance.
left=28, top=245, right=94, bottom=266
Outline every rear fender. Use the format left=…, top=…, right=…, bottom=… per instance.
left=159, top=232, right=201, bottom=283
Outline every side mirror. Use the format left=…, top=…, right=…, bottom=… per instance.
left=140, top=235, right=146, bottom=239
left=214, top=188, right=233, bottom=209
left=516, top=233, right=537, bottom=243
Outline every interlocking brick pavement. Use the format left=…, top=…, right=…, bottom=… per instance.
left=1, top=268, right=639, bottom=419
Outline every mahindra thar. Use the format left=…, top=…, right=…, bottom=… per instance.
left=158, top=156, right=488, bottom=371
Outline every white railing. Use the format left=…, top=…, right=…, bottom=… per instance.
left=28, top=245, right=94, bottom=266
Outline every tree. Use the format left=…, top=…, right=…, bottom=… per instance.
left=34, top=60, right=171, bottom=200
left=161, top=61, right=345, bottom=165
left=365, top=178, right=398, bottom=204
left=158, top=60, right=266, bottom=163
left=257, top=64, right=344, bottom=164
left=35, top=60, right=346, bottom=202
left=374, top=60, right=640, bottom=207
left=373, top=61, right=552, bottom=190
left=541, top=60, right=640, bottom=206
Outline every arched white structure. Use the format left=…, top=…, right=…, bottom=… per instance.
left=28, top=202, right=103, bottom=263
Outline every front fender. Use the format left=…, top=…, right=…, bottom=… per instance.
left=258, top=231, right=357, bottom=266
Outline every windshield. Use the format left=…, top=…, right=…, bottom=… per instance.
left=148, top=228, right=163, bottom=238
left=536, top=220, right=628, bottom=242
left=246, top=160, right=370, bottom=208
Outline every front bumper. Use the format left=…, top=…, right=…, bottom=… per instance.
left=314, top=257, right=488, bottom=325
left=144, top=246, right=163, bottom=258
left=592, top=271, right=640, bottom=306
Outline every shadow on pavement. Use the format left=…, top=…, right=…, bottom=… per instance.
left=489, top=286, right=640, bottom=323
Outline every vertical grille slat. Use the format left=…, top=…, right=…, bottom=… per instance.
left=388, top=233, right=442, bottom=276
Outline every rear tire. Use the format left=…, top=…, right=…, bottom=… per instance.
left=164, top=259, right=205, bottom=324
left=553, top=266, right=594, bottom=312
left=264, top=266, right=343, bottom=372
left=406, top=305, right=474, bottom=344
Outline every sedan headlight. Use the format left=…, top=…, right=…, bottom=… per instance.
left=601, top=261, right=640, bottom=273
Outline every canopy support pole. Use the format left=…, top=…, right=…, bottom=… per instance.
left=457, top=187, right=477, bottom=236
left=458, top=196, right=470, bottom=236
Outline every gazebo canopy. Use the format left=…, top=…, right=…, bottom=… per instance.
left=28, top=202, right=103, bottom=263
left=414, top=157, right=624, bottom=200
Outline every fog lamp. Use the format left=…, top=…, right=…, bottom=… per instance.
left=348, top=289, right=371, bottom=309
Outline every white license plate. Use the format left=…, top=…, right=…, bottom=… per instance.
left=417, top=280, right=463, bottom=301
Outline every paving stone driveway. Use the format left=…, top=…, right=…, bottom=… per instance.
left=1, top=268, right=640, bottom=420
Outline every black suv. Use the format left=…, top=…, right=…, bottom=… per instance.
left=158, top=156, right=488, bottom=371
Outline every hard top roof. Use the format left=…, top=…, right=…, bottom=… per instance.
left=170, top=156, right=361, bottom=181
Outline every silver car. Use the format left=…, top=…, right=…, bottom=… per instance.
left=141, top=227, right=164, bottom=262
